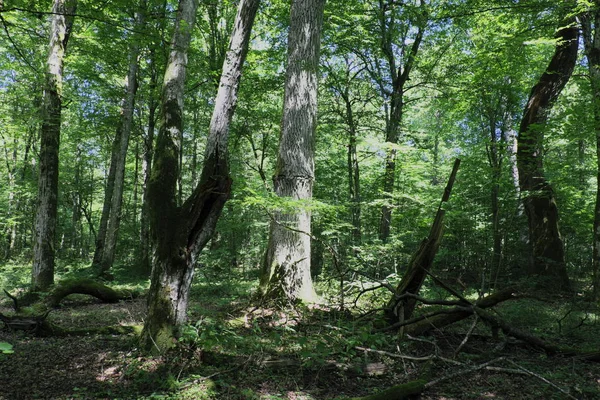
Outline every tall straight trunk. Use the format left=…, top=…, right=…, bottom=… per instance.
left=91, top=135, right=118, bottom=268
left=140, top=0, right=259, bottom=353
left=260, top=0, right=325, bottom=302
left=377, top=0, right=424, bottom=242
left=70, top=147, right=83, bottom=256
left=139, top=51, right=158, bottom=275
left=516, top=21, right=577, bottom=291
left=93, top=6, right=144, bottom=276
left=487, top=116, right=504, bottom=278
left=31, top=0, right=76, bottom=291
left=1, top=136, right=17, bottom=259
left=342, top=86, right=361, bottom=246
left=582, top=8, right=600, bottom=299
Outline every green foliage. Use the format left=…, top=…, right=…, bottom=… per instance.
left=0, top=342, right=14, bottom=355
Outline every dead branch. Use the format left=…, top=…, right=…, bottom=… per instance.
left=454, top=314, right=478, bottom=358
left=505, top=359, right=578, bottom=400
left=424, top=357, right=505, bottom=388
left=473, top=308, right=562, bottom=355
left=404, top=287, right=519, bottom=336
left=385, top=159, right=460, bottom=324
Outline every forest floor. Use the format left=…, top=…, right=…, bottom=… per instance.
left=1, top=276, right=600, bottom=399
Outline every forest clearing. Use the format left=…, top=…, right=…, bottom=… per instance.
left=2, top=0, right=600, bottom=398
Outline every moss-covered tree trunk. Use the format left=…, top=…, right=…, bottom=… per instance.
left=516, top=20, right=578, bottom=291
left=31, top=0, right=77, bottom=292
left=260, top=0, right=325, bottom=303
left=140, top=0, right=259, bottom=353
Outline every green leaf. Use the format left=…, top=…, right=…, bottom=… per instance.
left=0, top=342, right=14, bottom=354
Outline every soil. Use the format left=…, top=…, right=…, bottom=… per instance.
left=1, top=295, right=599, bottom=399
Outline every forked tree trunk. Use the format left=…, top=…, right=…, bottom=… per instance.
left=516, top=21, right=577, bottom=291
left=140, top=0, right=259, bottom=353
left=31, top=0, right=76, bottom=292
left=260, top=0, right=325, bottom=303
left=582, top=8, right=600, bottom=299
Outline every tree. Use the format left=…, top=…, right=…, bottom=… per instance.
left=31, top=0, right=77, bottom=291
left=582, top=2, right=600, bottom=298
left=373, top=0, right=426, bottom=242
left=516, top=18, right=578, bottom=290
left=140, top=0, right=259, bottom=353
left=92, top=2, right=145, bottom=277
left=259, top=0, right=326, bottom=303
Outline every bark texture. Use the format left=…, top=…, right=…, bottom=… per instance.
left=31, top=0, right=76, bottom=292
left=94, top=6, right=144, bottom=276
left=141, top=0, right=259, bottom=353
left=582, top=8, right=600, bottom=299
left=260, top=0, right=325, bottom=303
left=516, top=21, right=578, bottom=290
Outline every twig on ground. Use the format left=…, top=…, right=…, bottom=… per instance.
left=425, top=357, right=505, bottom=388
left=454, top=314, right=478, bottom=358
left=505, top=359, right=578, bottom=400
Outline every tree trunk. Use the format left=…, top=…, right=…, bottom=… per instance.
left=140, top=0, right=259, bottom=353
left=97, top=7, right=144, bottom=277
left=377, top=1, right=424, bottom=242
left=31, top=0, right=77, bottom=292
left=139, top=49, right=159, bottom=276
left=343, top=85, right=362, bottom=247
left=516, top=21, right=577, bottom=291
left=260, top=0, right=325, bottom=303
left=582, top=8, right=600, bottom=299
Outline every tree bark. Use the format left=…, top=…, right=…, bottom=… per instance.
left=377, top=1, right=425, bottom=242
left=582, top=8, right=600, bottom=299
left=138, top=48, right=159, bottom=276
left=140, top=0, right=259, bottom=353
left=516, top=20, right=577, bottom=291
left=260, top=0, right=325, bottom=303
left=96, top=6, right=144, bottom=277
left=31, top=0, right=77, bottom=292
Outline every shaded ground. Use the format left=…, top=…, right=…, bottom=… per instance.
left=1, top=285, right=600, bottom=399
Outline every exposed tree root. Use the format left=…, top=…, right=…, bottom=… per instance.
left=43, top=278, right=138, bottom=308
left=1, top=278, right=141, bottom=337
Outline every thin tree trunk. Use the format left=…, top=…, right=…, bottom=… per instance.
left=377, top=0, right=424, bottom=242
left=139, top=49, right=159, bottom=275
left=31, top=0, right=76, bottom=291
left=487, top=115, right=504, bottom=281
left=516, top=21, right=577, bottom=291
left=141, top=0, right=259, bottom=353
left=98, top=8, right=144, bottom=277
left=344, top=86, right=361, bottom=246
left=582, top=8, right=600, bottom=299
left=260, top=0, right=325, bottom=303
left=91, top=136, right=118, bottom=269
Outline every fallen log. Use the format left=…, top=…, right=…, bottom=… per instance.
left=43, top=278, right=137, bottom=308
